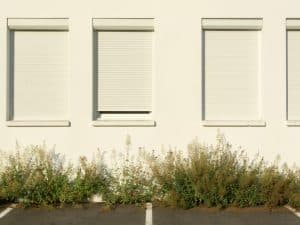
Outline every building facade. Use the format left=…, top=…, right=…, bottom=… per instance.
left=0, top=0, right=299, bottom=165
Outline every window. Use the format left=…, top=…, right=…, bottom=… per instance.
left=287, top=19, right=300, bottom=126
left=7, top=19, right=70, bottom=127
left=92, top=19, right=155, bottom=127
left=202, top=18, right=265, bottom=127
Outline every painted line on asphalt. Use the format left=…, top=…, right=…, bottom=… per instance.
left=145, top=202, right=152, bottom=225
left=0, top=206, right=14, bottom=219
left=285, top=205, right=300, bottom=218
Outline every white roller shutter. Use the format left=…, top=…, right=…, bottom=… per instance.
left=95, top=19, right=153, bottom=112
left=12, top=30, right=69, bottom=120
left=203, top=19, right=261, bottom=120
left=287, top=29, right=300, bottom=120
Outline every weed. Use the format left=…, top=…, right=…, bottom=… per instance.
left=146, top=133, right=300, bottom=209
left=0, top=133, right=299, bottom=209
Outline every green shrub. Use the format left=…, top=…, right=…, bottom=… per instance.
left=71, top=154, right=111, bottom=203
left=146, top=133, right=300, bottom=209
left=106, top=137, right=155, bottom=205
left=0, top=144, right=72, bottom=206
left=0, top=144, right=111, bottom=207
left=289, top=193, right=300, bottom=209
left=287, top=169, right=300, bottom=209
left=145, top=150, right=197, bottom=208
left=0, top=134, right=299, bottom=209
left=107, top=163, right=154, bottom=205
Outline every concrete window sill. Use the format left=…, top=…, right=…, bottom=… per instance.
left=92, top=120, right=156, bottom=127
left=286, top=120, right=300, bottom=127
left=201, top=120, right=266, bottom=127
left=6, top=120, right=71, bottom=127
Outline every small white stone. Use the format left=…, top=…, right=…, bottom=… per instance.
left=89, top=194, right=104, bottom=203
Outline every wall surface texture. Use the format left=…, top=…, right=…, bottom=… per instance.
left=0, top=0, right=299, bottom=166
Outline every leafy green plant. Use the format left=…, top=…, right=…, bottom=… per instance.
left=0, top=144, right=72, bottom=206
left=0, top=133, right=299, bottom=209
left=289, top=193, right=300, bottom=209
left=146, top=133, right=300, bottom=209
left=106, top=136, right=155, bottom=205
left=0, top=144, right=111, bottom=207
left=71, top=152, right=111, bottom=203
left=107, top=163, right=153, bottom=205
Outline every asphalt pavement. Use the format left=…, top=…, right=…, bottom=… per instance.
left=153, top=207, right=300, bottom=225
left=0, top=204, right=299, bottom=225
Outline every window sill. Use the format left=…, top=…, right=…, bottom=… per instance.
left=286, top=120, right=300, bottom=127
left=201, top=120, right=266, bottom=127
left=92, top=120, right=156, bottom=127
left=6, top=120, right=71, bottom=127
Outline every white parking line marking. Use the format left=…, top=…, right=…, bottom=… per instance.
left=285, top=205, right=300, bottom=218
left=145, top=202, right=152, bottom=225
left=0, top=207, right=13, bottom=219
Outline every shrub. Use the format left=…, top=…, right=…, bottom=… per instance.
left=0, top=134, right=299, bottom=209
left=289, top=193, right=300, bottom=209
left=106, top=137, right=155, bottom=205
left=287, top=169, right=300, bottom=209
left=0, top=144, right=111, bottom=207
left=0, top=144, right=72, bottom=206
left=71, top=153, right=111, bottom=203
left=145, top=150, right=196, bottom=208
left=107, top=162, right=154, bottom=205
left=146, top=133, right=300, bottom=209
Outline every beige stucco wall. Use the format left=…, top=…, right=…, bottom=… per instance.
left=0, top=0, right=299, bottom=166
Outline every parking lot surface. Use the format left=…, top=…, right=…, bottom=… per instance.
left=0, top=204, right=145, bottom=225
left=153, top=207, right=300, bottom=225
left=0, top=204, right=299, bottom=225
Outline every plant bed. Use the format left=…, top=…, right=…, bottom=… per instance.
left=0, top=133, right=299, bottom=210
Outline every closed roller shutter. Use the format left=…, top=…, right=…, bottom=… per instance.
left=12, top=30, right=69, bottom=120
left=97, top=31, right=152, bottom=112
left=287, top=19, right=300, bottom=120
left=203, top=19, right=262, bottom=120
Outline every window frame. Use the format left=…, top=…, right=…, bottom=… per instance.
left=92, top=18, right=156, bottom=127
left=286, top=18, right=300, bottom=126
left=6, top=18, right=70, bottom=127
left=201, top=18, right=266, bottom=127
